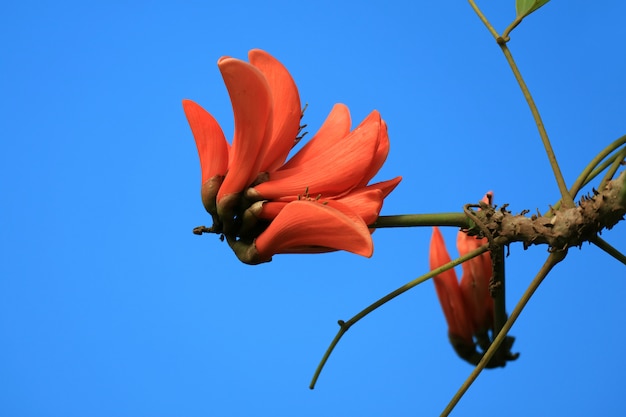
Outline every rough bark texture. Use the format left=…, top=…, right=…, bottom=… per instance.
left=470, top=171, right=626, bottom=251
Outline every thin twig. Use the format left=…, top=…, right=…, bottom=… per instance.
left=497, top=44, right=574, bottom=208
left=468, top=0, right=575, bottom=209
left=570, top=135, right=626, bottom=198
left=598, top=147, right=626, bottom=193
left=440, top=250, right=567, bottom=417
left=591, top=236, right=626, bottom=266
left=309, top=244, right=489, bottom=389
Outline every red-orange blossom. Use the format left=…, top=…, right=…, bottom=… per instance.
left=429, top=193, right=495, bottom=362
left=183, top=49, right=400, bottom=264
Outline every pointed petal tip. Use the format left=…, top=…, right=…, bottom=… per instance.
left=182, top=99, right=229, bottom=184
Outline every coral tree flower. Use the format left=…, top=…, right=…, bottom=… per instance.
left=429, top=226, right=477, bottom=361
left=183, top=49, right=401, bottom=264
left=457, top=192, right=494, bottom=347
left=428, top=193, right=495, bottom=364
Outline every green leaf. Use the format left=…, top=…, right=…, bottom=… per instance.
left=516, top=0, right=550, bottom=18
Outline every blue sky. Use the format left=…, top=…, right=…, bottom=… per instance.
left=1, top=1, right=625, bottom=416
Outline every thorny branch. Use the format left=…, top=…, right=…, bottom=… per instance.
left=465, top=171, right=626, bottom=252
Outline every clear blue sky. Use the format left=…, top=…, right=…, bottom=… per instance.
left=2, top=1, right=625, bottom=416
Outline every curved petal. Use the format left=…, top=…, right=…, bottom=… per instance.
left=358, top=118, right=390, bottom=187
left=249, top=111, right=380, bottom=200
left=322, top=199, right=372, bottom=229
left=430, top=227, right=474, bottom=345
left=333, top=188, right=383, bottom=225
left=258, top=201, right=287, bottom=220
left=182, top=99, right=229, bottom=184
left=255, top=200, right=373, bottom=260
left=248, top=49, right=302, bottom=172
left=280, top=103, right=351, bottom=171
left=363, top=176, right=402, bottom=199
left=216, top=57, right=272, bottom=202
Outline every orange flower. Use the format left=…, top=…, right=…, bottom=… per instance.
left=429, top=192, right=500, bottom=364
left=257, top=201, right=373, bottom=258
left=457, top=192, right=494, bottom=343
left=252, top=177, right=401, bottom=226
left=183, top=49, right=400, bottom=264
left=181, top=100, right=229, bottom=221
left=429, top=227, right=475, bottom=351
left=247, top=109, right=389, bottom=201
left=429, top=194, right=519, bottom=366
left=184, top=49, right=301, bottom=232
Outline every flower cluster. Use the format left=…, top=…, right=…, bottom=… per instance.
left=429, top=193, right=496, bottom=364
left=183, top=49, right=401, bottom=264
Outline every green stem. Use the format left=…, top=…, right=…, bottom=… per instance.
left=440, top=250, right=567, bottom=417
left=370, top=213, right=469, bottom=229
left=467, top=0, right=499, bottom=39
left=588, top=153, right=624, bottom=187
left=468, top=0, right=574, bottom=209
left=497, top=44, right=574, bottom=208
left=598, top=146, right=626, bottom=193
left=309, top=243, right=490, bottom=389
left=550, top=143, right=626, bottom=215
left=591, top=236, right=626, bottom=266
left=570, top=135, right=626, bottom=198
left=501, top=16, right=524, bottom=42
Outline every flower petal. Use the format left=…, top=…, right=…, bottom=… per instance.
left=258, top=201, right=287, bottom=220
left=248, top=49, right=302, bottom=172
left=255, top=200, right=373, bottom=261
left=363, top=176, right=402, bottom=199
left=249, top=110, right=380, bottom=200
left=182, top=99, right=229, bottom=184
left=216, top=57, right=272, bottom=202
left=332, top=188, right=383, bottom=225
left=430, top=227, right=474, bottom=345
left=279, top=103, right=351, bottom=170
left=457, top=192, right=494, bottom=333
left=457, top=232, right=493, bottom=333
left=358, top=118, right=390, bottom=187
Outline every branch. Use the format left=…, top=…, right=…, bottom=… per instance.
left=441, top=250, right=567, bottom=416
left=470, top=171, right=626, bottom=250
left=309, top=244, right=489, bottom=389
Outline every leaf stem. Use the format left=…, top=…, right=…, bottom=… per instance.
left=501, top=16, right=523, bottom=42
left=309, top=244, right=490, bottom=389
left=468, top=0, right=574, bottom=209
left=440, top=250, right=567, bottom=417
